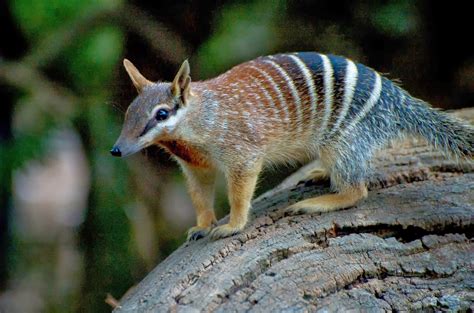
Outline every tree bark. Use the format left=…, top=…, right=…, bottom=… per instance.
left=115, top=108, right=474, bottom=312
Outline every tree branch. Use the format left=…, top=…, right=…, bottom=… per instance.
left=114, top=109, right=474, bottom=312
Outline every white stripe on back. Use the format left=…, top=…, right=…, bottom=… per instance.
left=316, top=54, right=334, bottom=143
left=248, top=65, right=290, bottom=124
left=327, top=59, right=358, bottom=137
left=340, top=71, right=382, bottom=138
left=288, top=54, right=318, bottom=132
left=249, top=77, right=280, bottom=121
left=263, top=59, right=304, bottom=133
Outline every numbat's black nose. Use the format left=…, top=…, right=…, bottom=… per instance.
left=110, top=147, right=122, bottom=157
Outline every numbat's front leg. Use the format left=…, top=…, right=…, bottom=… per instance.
left=286, top=183, right=368, bottom=215
left=181, top=164, right=217, bottom=241
left=210, top=164, right=261, bottom=240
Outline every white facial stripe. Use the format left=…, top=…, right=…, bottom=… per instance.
left=141, top=104, right=189, bottom=143
left=263, top=59, right=303, bottom=133
left=316, top=54, right=334, bottom=143
left=249, top=65, right=290, bottom=123
left=341, top=72, right=382, bottom=137
left=328, top=59, right=358, bottom=137
left=289, top=54, right=317, bottom=132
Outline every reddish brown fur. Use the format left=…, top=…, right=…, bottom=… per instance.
left=159, top=140, right=211, bottom=168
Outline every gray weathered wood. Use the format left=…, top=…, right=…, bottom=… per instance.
left=115, top=109, right=474, bottom=312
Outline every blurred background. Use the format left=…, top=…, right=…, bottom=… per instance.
left=0, top=0, right=472, bottom=312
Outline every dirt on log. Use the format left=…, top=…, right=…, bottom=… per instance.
left=115, top=109, right=474, bottom=312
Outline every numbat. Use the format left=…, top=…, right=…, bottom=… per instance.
left=111, top=53, right=473, bottom=240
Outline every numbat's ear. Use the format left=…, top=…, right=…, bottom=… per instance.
left=123, top=59, right=153, bottom=93
left=171, top=60, right=191, bottom=105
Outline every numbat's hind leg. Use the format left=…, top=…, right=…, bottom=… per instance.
left=285, top=183, right=368, bottom=215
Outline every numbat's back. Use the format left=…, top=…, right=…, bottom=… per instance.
left=112, top=52, right=474, bottom=241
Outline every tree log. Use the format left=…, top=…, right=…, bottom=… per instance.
left=115, top=108, right=474, bottom=312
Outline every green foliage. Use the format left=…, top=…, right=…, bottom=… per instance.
left=8, top=0, right=135, bottom=312
left=9, top=0, right=121, bottom=43
left=7, top=133, right=48, bottom=170
left=197, top=0, right=286, bottom=77
left=67, top=26, right=124, bottom=92
left=371, top=0, right=418, bottom=36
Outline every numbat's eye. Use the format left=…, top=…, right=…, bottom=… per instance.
left=155, top=108, right=169, bottom=121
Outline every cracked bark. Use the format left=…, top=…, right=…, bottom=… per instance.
left=115, top=108, right=474, bottom=312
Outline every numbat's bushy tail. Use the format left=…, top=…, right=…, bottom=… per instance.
left=397, top=96, right=474, bottom=159
left=113, top=52, right=474, bottom=241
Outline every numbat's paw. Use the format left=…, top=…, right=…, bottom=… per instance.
left=285, top=198, right=340, bottom=215
left=187, top=226, right=212, bottom=241
left=209, top=224, right=243, bottom=240
left=285, top=202, right=321, bottom=215
left=285, top=187, right=367, bottom=216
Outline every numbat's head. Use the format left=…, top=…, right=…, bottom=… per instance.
left=111, top=59, right=192, bottom=157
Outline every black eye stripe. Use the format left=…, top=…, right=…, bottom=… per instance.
left=139, top=119, right=157, bottom=137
